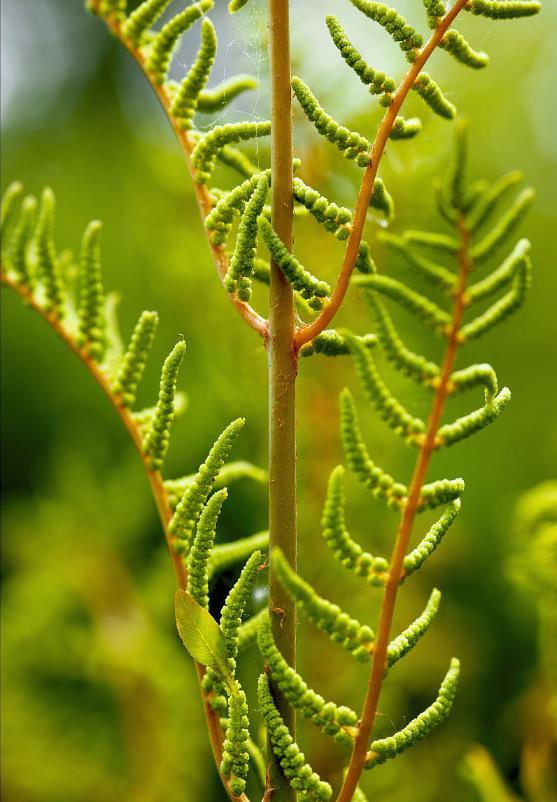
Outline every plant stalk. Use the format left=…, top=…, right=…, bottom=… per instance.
left=267, top=1, right=297, bottom=800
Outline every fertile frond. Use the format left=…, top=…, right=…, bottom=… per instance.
left=403, top=500, right=461, bottom=575
left=121, top=0, right=172, bottom=46
left=8, top=195, right=37, bottom=287
left=355, top=275, right=451, bottom=333
left=370, top=178, right=395, bottom=220
left=35, top=188, right=66, bottom=318
left=471, top=189, right=534, bottom=265
left=365, top=658, right=460, bottom=768
left=467, top=238, right=530, bottom=303
left=205, top=172, right=270, bottom=245
left=449, top=363, right=499, bottom=399
left=187, top=489, right=228, bottom=609
left=144, top=0, right=213, bottom=84
left=300, top=330, right=378, bottom=358
left=257, top=612, right=358, bottom=746
left=419, top=478, right=465, bottom=511
left=340, top=388, right=408, bottom=508
left=390, top=116, right=423, bottom=140
left=436, top=387, right=511, bottom=447
left=356, top=241, right=378, bottom=274
left=169, top=418, right=245, bottom=550
left=197, top=75, right=258, bottom=114
left=237, top=608, right=266, bottom=654
left=345, top=332, right=426, bottom=440
left=293, top=178, right=353, bottom=241
left=422, top=0, right=448, bottom=30
left=272, top=548, right=374, bottom=661
left=228, top=0, right=250, bottom=11
left=259, top=216, right=330, bottom=306
left=440, top=29, right=489, bottom=69
left=325, top=15, right=396, bottom=96
left=220, top=681, right=250, bottom=796
left=349, top=0, right=423, bottom=59
left=169, top=18, right=217, bottom=130
left=364, top=293, right=440, bottom=383
left=112, top=310, right=159, bottom=406
left=192, top=121, right=271, bottom=184
left=225, top=174, right=269, bottom=301
left=322, top=466, right=388, bottom=586
left=142, top=338, right=187, bottom=468
left=292, top=76, right=371, bottom=165
left=165, top=461, right=267, bottom=507
left=220, top=550, right=265, bottom=662
left=378, top=232, right=457, bottom=293
left=387, top=588, right=441, bottom=667
left=466, top=0, right=541, bottom=19
left=76, top=220, right=105, bottom=361
left=412, top=72, right=457, bottom=120
left=207, top=531, right=268, bottom=580
left=460, top=244, right=531, bottom=341
left=258, top=674, right=333, bottom=802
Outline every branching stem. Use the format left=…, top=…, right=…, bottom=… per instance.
left=336, top=213, right=472, bottom=802
left=295, top=0, right=469, bottom=349
left=0, top=270, right=251, bottom=802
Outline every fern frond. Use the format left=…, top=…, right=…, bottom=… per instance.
left=228, top=0, right=250, bottom=11
left=142, top=338, right=187, bottom=468
left=412, top=72, right=457, bottom=120
left=467, top=170, right=523, bottom=233
left=237, top=608, right=266, bottom=654
left=259, top=217, right=330, bottom=305
left=8, top=195, right=37, bottom=287
left=402, top=229, right=460, bottom=255
left=387, top=588, right=441, bottom=667
left=192, top=121, right=271, bottom=184
left=197, top=75, right=258, bottom=114
left=220, top=680, right=250, bottom=797
left=292, top=76, right=371, bottom=165
left=356, top=241, right=378, bottom=274
left=471, top=189, right=534, bottom=265
left=169, top=18, right=217, bottom=130
left=144, top=0, right=213, bottom=85
left=257, top=612, right=358, bottom=746
left=364, top=293, right=440, bottom=383
left=349, top=0, right=423, bottom=60
left=293, top=178, right=353, bottom=241
left=76, top=220, right=105, bottom=361
left=346, top=332, right=426, bottom=440
left=449, top=363, right=498, bottom=399
left=169, top=418, right=245, bottom=549
left=440, top=29, right=489, bottom=69
left=365, top=658, right=460, bottom=768
left=1, top=181, right=24, bottom=244
left=443, top=118, right=468, bottom=212
left=390, top=116, right=422, bottom=140
left=300, top=330, right=378, bottom=358
left=370, top=178, right=395, bottom=220
left=418, top=478, right=465, bottom=511
left=403, top=500, right=461, bottom=575
left=325, top=15, right=396, bottom=96
left=466, top=0, right=541, bottom=19
left=35, top=188, right=66, bottom=318
left=460, top=246, right=531, bottom=341
left=322, top=466, right=388, bottom=586
left=273, top=548, right=375, bottom=661
left=187, top=488, right=228, bottom=608
left=340, top=389, right=408, bottom=508
left=165, top=461, right=267, bottom=507
left=205, top=172, right=270, bottom=246
left=225, top=174, right=269, bottom=301
left=436, top=387, right=511, bottom=447
left=258, top=675, right=333, bottom=801
left=121, top=0, right=172, bottom=46
left=208, top=531, right=268, bottom=581
left=355, top=275, right=451, bottom=333
left=378, top=232, right=457, bottom=293
left=112, top=310, right=158, bottom=406
left=422, top=0, right=448, bottom=30
left=467, top=238, right=530, bottom=303
left=217, top=144, right=261, bottom=179
left=220, top=550, right=265, bottom=663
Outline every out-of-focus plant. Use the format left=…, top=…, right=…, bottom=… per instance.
left=0, top=0, right=543, bottom=800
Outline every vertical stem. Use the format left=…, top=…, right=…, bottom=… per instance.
left=267, top=1, right=296, bottom=800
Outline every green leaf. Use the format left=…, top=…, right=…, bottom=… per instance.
left=175, top=590, right=233, bottom=686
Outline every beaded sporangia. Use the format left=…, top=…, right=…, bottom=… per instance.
left=0, top=0, right=541, bottom=800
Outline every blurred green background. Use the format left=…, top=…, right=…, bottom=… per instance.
left=1, top=1, right=556, bottom=801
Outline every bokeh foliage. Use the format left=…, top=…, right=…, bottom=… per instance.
left=1, top=1, right=556, bottom=800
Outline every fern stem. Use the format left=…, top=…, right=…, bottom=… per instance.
left=267, top=2, right=297, bottom=800
left=336, top=213, right=473, bottom=802
left=0, top=270, right=251, bottom=802
left=98, top=12, right=267, bottom=340
left=295, top=0, right=470, bottom=349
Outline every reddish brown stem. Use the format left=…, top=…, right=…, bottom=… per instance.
left=295, top=0, right=469, bottom=349
left=336, top=214, right=472, bottom=802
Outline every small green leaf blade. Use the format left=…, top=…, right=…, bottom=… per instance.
left=175, top=590, right=232, bottom=683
